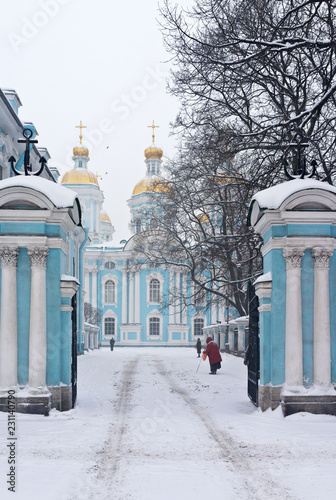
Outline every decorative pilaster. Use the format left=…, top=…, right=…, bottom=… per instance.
left=0, top=247, right=19, bottom=387
left=91, top=269, right=98, bottom=308
left=122, top=271, right=127, bottom=323
left=129, top=272, right=134, bottom=323
left=283, top=248, right=305, bottom=386
left=169, top=271, right=175, bottom=324
left=312, top=247, right=333, bottom=386
left=134, top=271, right=140, bottom=323
left=175, top=272, right=181, bottom=323
left=181, top=273, right=187, bottom=324
left=28, top=247, right=48, bottom=387
left=84, top=268, right=90, bottom=301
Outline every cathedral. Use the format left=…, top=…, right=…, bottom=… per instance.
left=0, top=87, right=226, bottom=413
left=61, top=122, right=225, bottom=348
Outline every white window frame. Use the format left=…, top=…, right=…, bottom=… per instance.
left=102, top=309, right=118, bottom=338
left=149, top=278, right=160, bottom=303
left=104, top=280, right=115, bottom=304
left=135, top=218, right=142, bottom=233
left=193, top=284, right=206, bottom=306
left=149, top=317, right=160, bottom=336
left=146, top=309, right=163, bottom=340
left=192, top=312, right=206, bottom=337
left=104, top=317, right=115, bottom=336
left=146, top=272, right=164, bottom=306
left=102, top=273, right=118, bottom=306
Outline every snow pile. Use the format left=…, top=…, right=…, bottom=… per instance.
left=252, top=178, right=336, bottom=211
left=0, top=176, right=78, bottom=208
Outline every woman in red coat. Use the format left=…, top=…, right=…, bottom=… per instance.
left=203, top=337, right=222, bottom=374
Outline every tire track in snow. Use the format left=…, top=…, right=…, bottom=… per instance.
left=154, top=359, right=296, bottom=500
left=86, top=356, right=140, bottom=500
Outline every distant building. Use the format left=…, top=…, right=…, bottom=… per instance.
left=61, top=123, right=226, bottom=347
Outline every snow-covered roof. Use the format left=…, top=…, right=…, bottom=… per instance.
left=0, top=176, right=78, bottom=208
left=0, top=176, right=82, bottom=225
left=248, top=179, right=336, bottom=227
left=254, top=271, right=272, bottom=284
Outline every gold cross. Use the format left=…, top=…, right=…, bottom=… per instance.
left=75, top=120, right=87, bottom=145
left=147, top=120, right=159, bottom=144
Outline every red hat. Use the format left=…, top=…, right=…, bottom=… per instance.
left=206, top=337, right=212, bottom=344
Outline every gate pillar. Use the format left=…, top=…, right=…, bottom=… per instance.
left=0, top=177, right=84, bottom=415
left=248, top=179, right=336, bottom=415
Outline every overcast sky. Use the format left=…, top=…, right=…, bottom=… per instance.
left=1, top=0, right=190, bottom=242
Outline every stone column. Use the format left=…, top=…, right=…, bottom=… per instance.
left=175, top=272, right=181, bottom=324
left=134, top=271, right=140, bottom=323
left=283, top=248, right=305, bottom=386
left=91, top=269, right=98, bottom=309
left=129, top=272, right=134, bottom=323
left=211, top=300, right=217, bottom=326
left=28, top=247, right=49, bottom=387
left=181, top=273, right=187, bottom=324
left=84, top=268, right=90, bottom=302
left=169, top=271, right=175, bottom=324
left=122, top=271, right=127, bottom=323
left=312, top=247, right=333, bottom=386
left=0, top=247, right=19, bottom=387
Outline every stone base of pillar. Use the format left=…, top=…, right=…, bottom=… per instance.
left=0, top=388, right=51, bottom=416
left=259, top=385, right=282, bottom=411
left=49, top=385, right=73, bottom=412
left=281, top=394, right=336, bottom=417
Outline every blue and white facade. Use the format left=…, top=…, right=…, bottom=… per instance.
left=0, top=88, right=85, bottom=414
left=62, top=134, right=225, bottom=347
left=249, top=179, right=336, bottom=415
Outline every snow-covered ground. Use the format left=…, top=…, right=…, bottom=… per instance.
left=1, top=347, right=336, bottom=500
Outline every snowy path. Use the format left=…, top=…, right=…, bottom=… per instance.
left=79, top=352, right=304, bottom=500
left=1, top=348, right=336, bottom=500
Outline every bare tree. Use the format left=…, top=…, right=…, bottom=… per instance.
left=130, top=137, right=263, bottom=316
left=160, top=0, right=336, bottom=181
left=84, top=302, right=102, bottom=326
left=129, top=1, right=336, bottom=317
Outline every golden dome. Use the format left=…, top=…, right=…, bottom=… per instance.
left=73, top=145, right=89, bottom=157
left=144, top=144, right=163, bottom=159
left=61, top=168, right=99, bottom=186
left=132, top=175, right=173, bottom=196
left=197, top=213, right=209, bottom=223
left=100, top=209, right=111, bottom=224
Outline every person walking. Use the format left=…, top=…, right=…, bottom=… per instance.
left=110, top=337, right=115, bottom=351
left=203, top=336, right=222, bottom=374
left=196, top=338, right=202, bottom=358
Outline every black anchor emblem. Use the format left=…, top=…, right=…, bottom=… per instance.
left=8, top=128, right=47, bottom=176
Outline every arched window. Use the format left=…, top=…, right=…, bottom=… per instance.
left=149, top=317, right=160, bottom=336
left=194, top=287, right=206, bottom=306
left=105, top=317, right=115, bottom=336
left=78, top=160, right=83, bottom=168
left=150, top=218, right=158, bottom=230
left=194, top=318, right=204, bottom=337
left=149, top=279, right=160, bottom=303
left=105, top=280, right=115, bottom=303
left=135, top=219, right=142, bottom=233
